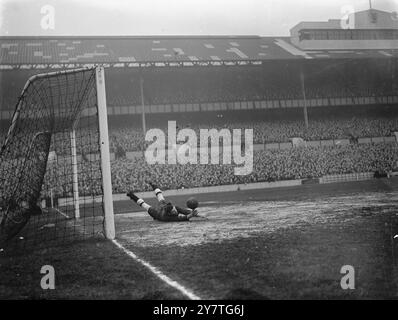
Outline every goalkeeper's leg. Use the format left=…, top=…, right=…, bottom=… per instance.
left=127, top=191, right=158, bottom=219
left=149, top=183, right=167, bottom=204
left=154, top=188, right=166, bottom=203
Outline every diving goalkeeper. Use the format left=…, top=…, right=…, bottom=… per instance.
left=127, top=183, right=198, bottom=222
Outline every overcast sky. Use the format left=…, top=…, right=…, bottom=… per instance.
left=0, top=0, right=396, bottom=36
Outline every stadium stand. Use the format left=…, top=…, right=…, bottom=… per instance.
left=1, top=8, right=397, bottom=198
left=1, top=59, right=397, bottom=114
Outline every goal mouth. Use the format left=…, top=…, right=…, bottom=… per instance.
left=0, top=67, right=115, bottom=254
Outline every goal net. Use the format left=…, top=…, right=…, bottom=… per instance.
left=0, top=67, right=115, bottom=254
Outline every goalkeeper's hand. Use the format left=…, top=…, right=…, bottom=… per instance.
left=186, top=209, right=198, bottom=220
left=191, top=209, right=199, bottom=217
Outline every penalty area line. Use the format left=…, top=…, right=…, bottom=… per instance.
left=112, top=239, right=201, bottom=300
left=53, top=208, right=70, bottom=219
left=42, top=207, right=70, bottom=219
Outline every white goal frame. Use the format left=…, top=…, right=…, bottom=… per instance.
left=95, top=67, right=115, bottom=240
left=4, top=66, right=115, bottom=240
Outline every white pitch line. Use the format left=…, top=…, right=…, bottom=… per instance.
left=112, top=239, right=201, bottom=300
left=53, top=207, right=70, bottom=219
left=42, top=207, right=70, bottom=219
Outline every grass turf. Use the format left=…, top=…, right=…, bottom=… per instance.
left=0, top=239, right=186, bottom=299
left=1, top=178, right=398, bottom=299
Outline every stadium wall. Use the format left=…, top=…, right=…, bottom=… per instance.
left=56, top=171, right=389, bottom=207
left=319, top=172, right=374, bottom=184
left=125, top=179, right=303, bottom=200
left=57, top=179, right=303, bottom=206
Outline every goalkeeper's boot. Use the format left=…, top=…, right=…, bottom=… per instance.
left=126, top=191, right=139, bottom=202
left=148, top=182, right=159, bottom=190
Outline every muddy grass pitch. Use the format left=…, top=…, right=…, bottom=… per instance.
left=1, top=178, right=398, bottom=299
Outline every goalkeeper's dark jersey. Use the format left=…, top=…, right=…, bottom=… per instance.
left=147, top=200, right=191, bottom=222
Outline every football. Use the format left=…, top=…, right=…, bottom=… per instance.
left=186, top=197, right=199, bottom=210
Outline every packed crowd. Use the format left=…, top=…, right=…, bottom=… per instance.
left=109, top=116, right=398, bottom=152
left=110, top=143, right=398, bottom=193
left=3, top=139, right=396, bottom=199
left=3, top=116, right=397, bottom=155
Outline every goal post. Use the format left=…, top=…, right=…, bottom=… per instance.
left=96, top=67, right=115, bottom=240
left=70, top=129, right=80, bottom=220
left=0, top=66, right=115, bottom=251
